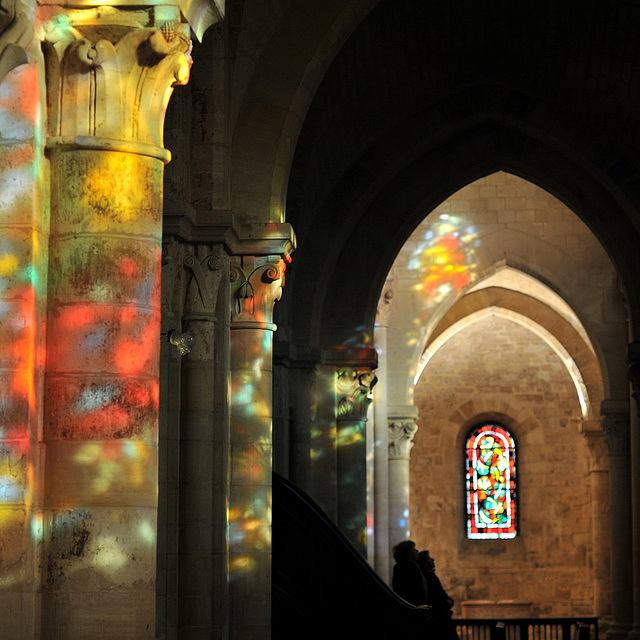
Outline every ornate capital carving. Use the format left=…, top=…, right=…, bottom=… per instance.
left=229, top=255, right=285, bottom=330
left=162, top=240, right=227, bottom=325
left=375, top=273, right=396, bottom=326
left=600, top=400, right=630, bottom=456
left=335, top=369, right=377, bottom=421
left=183, top=244, right=225, bottom=318
left=388, top=419, right=418, bottom=460
left=0, top=0, right=31, bottom=82
left=41, top=6, right=191, bottom=154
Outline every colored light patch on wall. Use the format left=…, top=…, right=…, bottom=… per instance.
left=408, top=214, right=479, bottom=306
left=465, top=424, right=517, bottom=539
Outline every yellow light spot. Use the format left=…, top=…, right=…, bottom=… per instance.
left=0, top=254, right=19, bottom=277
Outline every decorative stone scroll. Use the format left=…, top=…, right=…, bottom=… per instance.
left=41, top=5, right=192, bottom=155
left=388, top=419, right=418, bottom=460
left=335, top=369, right=377, bottom=421
left=229, top=255, right=285, bottom=329
left=183, top=244, right=226, bottom=316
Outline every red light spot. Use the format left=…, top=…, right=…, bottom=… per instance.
left=125, top=380, right=150, bottom=406
left=119, top=258, right=139, bottom=279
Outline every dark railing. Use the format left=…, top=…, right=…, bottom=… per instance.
left=456, top=617, right=598, bottom=640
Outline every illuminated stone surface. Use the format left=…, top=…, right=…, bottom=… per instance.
left=3, top=1, right=640, bottom=637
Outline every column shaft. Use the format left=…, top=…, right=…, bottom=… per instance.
left=44, top=146, right=163, bottom=638
left=178, top=245, right=229, bottom=638
left=0, top=61, right=47, bottom=640
left=387, top=408, right=418, bottom=553
left=229, top=254, right=285, bottom=640
left=335, top=368, right=376, bottom=556
left=601, top=400, right=633, bottom=640
left=40, top=8, right=191, bottom=636
left=628, top=344, right=640, bottom=640
left=373, top=323, right=390, bottom=582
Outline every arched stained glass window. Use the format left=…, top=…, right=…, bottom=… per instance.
left=465, top=424, right=517, bottom=539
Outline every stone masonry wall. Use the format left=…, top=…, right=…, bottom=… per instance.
left=410, top=315, right=596, bottom=617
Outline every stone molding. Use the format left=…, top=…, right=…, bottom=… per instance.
left=335, top=369, right=377, bottom=421
left=388, top=418, right=418, bottom=460
left=600, top=400, right=630, bottom=456
left=41, top=5, right=192, bottom=155
left=323, top=346, right=378, bottom=369
left=229, top=255, right=285, bottom=330
left=163, top=212, right=296, bottom=258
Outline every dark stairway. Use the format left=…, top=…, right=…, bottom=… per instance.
left=272, top=472, right=433, bottom=639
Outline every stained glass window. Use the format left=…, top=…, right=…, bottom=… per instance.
left=465, top=424, right=517, bottom=539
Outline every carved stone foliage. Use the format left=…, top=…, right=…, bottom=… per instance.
left=41, top=6, right=192, bottom=150
left=162, top=241, right=227, bottom=330
left=183, top=244, right=226, bottom=318
left=600, top=401, right=630, bottom=456
left=229, top=255, right=285, bottom=328
left=388, top=419, right=418, bottom=460
left=335, top=369, right=377, bottom=421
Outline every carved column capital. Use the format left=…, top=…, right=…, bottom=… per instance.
left=388, top=419, right=418, bottom=460
left=580, top=421, right=610, bottom=473
left=0, top=0, right=32, bottom=82
left=600, top=400, right=630, bottom=456
left=335, top=369, right=377, bottom=421
left=41, top=6, right=192, bottom=157
left=183, top=244, right=226, bottom=318
left=229, top=255, right=286, bottom=330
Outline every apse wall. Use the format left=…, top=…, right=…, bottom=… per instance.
left=410, top=315, right=598, bottom=618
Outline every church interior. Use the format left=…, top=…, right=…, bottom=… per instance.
left=1, top=0, right=640, bottom=638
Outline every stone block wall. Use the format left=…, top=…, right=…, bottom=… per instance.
left=410, top=316, right=598, bottom=617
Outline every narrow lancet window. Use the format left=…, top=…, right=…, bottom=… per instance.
left=465, top=424, right=517, bottom=539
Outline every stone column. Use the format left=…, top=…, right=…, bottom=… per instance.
left=229, top=254, right=286, bottom=640
left=601, top=400, right=633, bottom=640
left=581, top=420, right=611, bottom=620
left=288, top=356, right=320, bottom=492
left=388, top=406, right=418, bottom=558
left=41, top=8, right=191, bottom=637
left=373, top=274, right=395, bottom=582
left=157, top=239, right=187, bottom=638
left=0, top=6, right=45, bottom=638
left=308, top=364, right=339, bottom=520
left=628, top=343, right=640, bottom=640
left=178, top=244, right=229, bottom=638
left=335, top=367, right=377, bottom=556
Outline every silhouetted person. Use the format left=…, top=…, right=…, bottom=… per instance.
left=391, top=540, right=429, bottom=607
left=418, top=550, right=459, bottom=640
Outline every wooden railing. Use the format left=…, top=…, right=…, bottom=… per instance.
left=455, top=618, right=598, bottom=640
